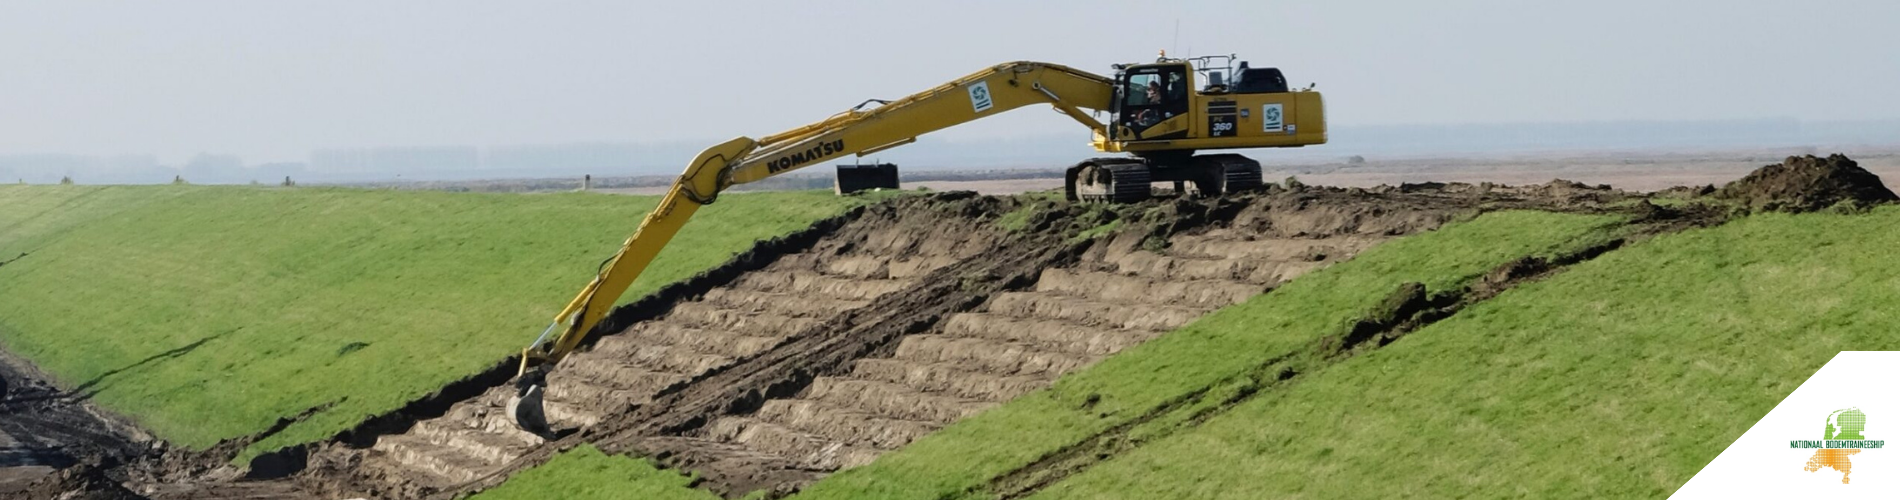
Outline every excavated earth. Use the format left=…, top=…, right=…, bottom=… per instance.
left=22, top=158, right=1889, bottom=499
left=0, top=343, right=152, bottom=498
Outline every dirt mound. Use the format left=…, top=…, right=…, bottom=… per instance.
left=1715, top=154, right=1897, bottom=212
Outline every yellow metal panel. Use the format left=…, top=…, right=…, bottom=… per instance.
left=730, top=62, right=1116, bottom=185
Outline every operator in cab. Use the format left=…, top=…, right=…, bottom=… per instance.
left=1134, top=80, right=1167, bottom=127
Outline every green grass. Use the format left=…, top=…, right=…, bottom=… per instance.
left=1066, top=219, right=1122, bottom=244
left=471, top=444, right=720, bottom=500
left=1029, top=206, right=1900, bottom=498
left=0, top=185, right=865, bottom=457
left=992, top=191, right=1066, bottom=234
left=993, top=205, right=1039, bottom=233
left=0, top=185, right=191, bottom=257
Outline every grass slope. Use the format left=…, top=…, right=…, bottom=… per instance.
left=0, top=185, right=864, bottom=456
left=472, top=210, right=1622, bottom=499
left=1028, top=206, right=1900, bottom=498
left=473, top=445, right=720, bottom=500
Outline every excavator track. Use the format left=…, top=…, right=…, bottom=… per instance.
left=1066, top=158, right=1152, bottom=203
left=1195, top=153, right=1265, bottom=195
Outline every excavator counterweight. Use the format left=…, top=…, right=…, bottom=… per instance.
left=835, top=163, right=901, bottom=194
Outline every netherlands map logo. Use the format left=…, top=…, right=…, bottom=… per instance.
left=1790, top=408, right=1885, bottom=484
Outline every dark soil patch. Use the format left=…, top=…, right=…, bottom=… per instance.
left=19, top=461, right=144, bottom=500
left=0, top=348, right=152, bottom=498
left=1715, top=154, right=1898, bottom=213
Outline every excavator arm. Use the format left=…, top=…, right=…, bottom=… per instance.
left=510, top=62, right=1116, bottom=435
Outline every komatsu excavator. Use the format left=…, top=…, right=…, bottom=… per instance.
left=508, top=54, right=1326, bottom=435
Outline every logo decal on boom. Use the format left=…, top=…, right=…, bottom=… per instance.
left=968, top=81, right=994, bottom=113
left=766, top=139, right=845, bottom=174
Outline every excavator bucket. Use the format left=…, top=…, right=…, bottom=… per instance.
left=508, top=371, right=553, bottom=439
left=834, top=163, right=900, bottom=195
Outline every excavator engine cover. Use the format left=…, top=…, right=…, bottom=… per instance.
left=834, top=163, right=900, bottom=195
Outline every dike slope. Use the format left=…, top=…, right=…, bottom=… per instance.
left=34, top=155, right=1861, bottom=500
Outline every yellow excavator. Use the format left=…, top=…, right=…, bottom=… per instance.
left=508, top=54, right=1327, bottom=435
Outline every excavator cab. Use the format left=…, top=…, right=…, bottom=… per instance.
left=1112, top=63, right=1192, bottom=140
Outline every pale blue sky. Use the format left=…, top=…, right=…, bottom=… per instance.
left=1, top=0, right=1895, bottom=163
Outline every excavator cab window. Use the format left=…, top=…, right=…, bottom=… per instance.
left=1125, top=74, right=1163, bottom=107
left=1117, top=66, right=1189, bottom=137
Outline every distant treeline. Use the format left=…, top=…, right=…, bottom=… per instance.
left=328, top=167, right=1068, bottom=193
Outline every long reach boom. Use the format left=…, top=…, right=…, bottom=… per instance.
left=509, top=62, right=1118, bottom=434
